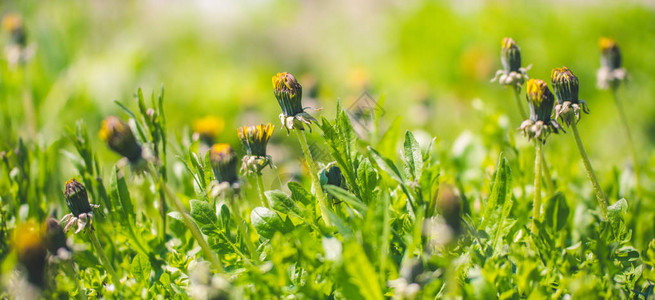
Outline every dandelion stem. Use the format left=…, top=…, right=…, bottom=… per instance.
left=612, top=88, right=641, bottom=195
left=87, top=229, right=120, bottom=289
left=147, top=165, right=223, bottom=271
left=532, top=141, right=543, bottom=233
left=227, top=195, right=257, bottom=261
left=512, top=85, right=528, bottom=120
left=63, top=259, right=85, bottom=300
left=255, top=174, right=270, bottom=208
left=540, top=149, right=555, bottom=195
left=571, top=121, right=608, bottom=219
left=294, top=129, right=331, bottom=226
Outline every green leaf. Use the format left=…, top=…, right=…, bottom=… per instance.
left=266, top=190, right=301, bottom=216
left=131, top=253, right=151, bottom=282
left=109, top=167, right=136, bottom=229
left=341, top=239, right=384, bottom=300
left=288, top=182, right=312, bottom=205
left=356, top=158, right=378, bottom=204
left=543, top=192, right=569, bottom=231
left=190, top=200, right=217, bottom=227
left=403, top=130, right=423, bottom=181
left=250, top=207, right=293, bottom=239
left=479, top=154, right=512, bottom=231
left=324, top=185, right=367, bottom=214
left=376, top=116, right=402, bottom=160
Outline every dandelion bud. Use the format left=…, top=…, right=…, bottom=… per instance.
left=64, top=179, right=92, bottom=216
left=520, top=79, right=562, bottom=141
left=238, top=123, right=274, bottom=157
left=599, top=37, right=622, bottom=70
left=320, top=163, right=344, bottom=188
left=11, top=222, right=47, bottom=288
left=2, top=13, right=26, bottom=47
left=437, top=185, right=461, bottom=235
left=551, top=67, right=579, bottom=104
left=42, top=218, right=68, bottom=255
left=273, top=72, right=317, bottom=133
left=501, top=37, right=521, bottom=74
left=99, top=116, right=143, bottom=163
left=209, top=144, right=238, bottom=184
left=193, top=116, right=224, bottom=145
left=273, top=72, right=304, bottom=117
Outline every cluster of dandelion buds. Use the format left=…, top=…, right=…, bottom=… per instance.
left=60, top=179, right=99, bottom=234
left=491, top=37, right=531, bottom=87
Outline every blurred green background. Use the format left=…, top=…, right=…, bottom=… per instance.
left=1, top=0, right=654, bottom=192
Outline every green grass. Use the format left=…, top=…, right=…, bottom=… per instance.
left=1, top=1, right=655, bottom=298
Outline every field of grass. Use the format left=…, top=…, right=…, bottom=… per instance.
left=1, top=0, right=655, bottom=299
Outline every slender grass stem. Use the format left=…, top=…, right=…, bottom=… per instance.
left=87, top=229, right=121, bottom=289
left=512, top=85, right=528, bottom=120
left=147, top=165, right=223, bottom=271
left=571, top=122, right=608, bottom=219
left=540, top=148, right=555, bottom=195
left=612, top=88, right=641, bottom=195
left=227, top=195, right=257, bottom=261
left=255, top=174, right=270, bottom=208
left=532, top=141, right=543, bottom=233
left=294, top=129, right=331, bottom=226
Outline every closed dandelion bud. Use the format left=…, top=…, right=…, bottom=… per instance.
left=64, top=179, right=92, bottom=216
left=193, top=116, right=224, bottom=145
left=42, top=218, right=68, bottom=255
left=11, top=222, right=47, bottom=288
left=209, top=144, right=239, bottom=184
left=501, top=37, right=521, bottom=74
left=320, top=163, right=343, bottom=188
left=238, top=124, right=274, bottom=175
left=2, top=13, right=26, bottom=47
left=552, top=67, right=589, bottom=126
left=599, top=38, right=622, bottom=70
left=520, top=79, right=562, bottom=142
left=98, top=116, right=143, bottom=163
left=272, top=72, right=317, bottom=133
left=597, top=37, right=627, bottom=90
left=492, top=37, right=530, bottom=86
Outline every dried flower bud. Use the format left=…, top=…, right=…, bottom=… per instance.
left=64, top=179, right=92, bottom=216
left=193, top=116, right=224, bottom=145
left=42, top=218, right=68, bottom=255
left=209, top=144, right=238, bottom=184
left=599, top=37, right=621, bottom=70
left=501, top=37, right=521, bottom=73
left=98, top=116, right=143, bottom=163
left=273, top=72, right=317, bottom=133
left=552, top=67, right=589, bottom=126
left=237, top=123, right=274, bottom=157
left=11, top=221, right=47, bottom=288
left=520, top=79, right=562, bottom=142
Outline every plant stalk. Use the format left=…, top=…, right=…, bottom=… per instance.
left=87, top=229, right=121, bottom=289
left=294, top=129, right=331, bottom=226
left=227, top=196, right=257, bottom=261
left=540, top=149, right=555, bottom=195
left=571, top=121, right=608, bottom=219
left=148, top=165, right=223, bottom=271
left=611, top=89, right=641, bottom=195
left=532, top=141, right=543, bottom=233
left=512, top=85, right=528, bottom=120
left=255, top=174, right=270, bottom=208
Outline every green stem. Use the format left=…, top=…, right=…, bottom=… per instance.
left=148, top=165, right=223, bottom=271
left=227, top=195, right=257, bottom=262
left=532, top=141, right=543, bottom=233
left=540, top=148, right=555, bottom=195
left=63, top=259, right=85, bottom=300
left=612, top=89, right=641, bottom=195
left=294, top=129, right=331, bottom=226
left=87, top=229, right=121, bottom=289
left=255, top=174, right=270, bottom=208
left=512, top=85, right=528, bottom=120
left=571, top=122, right=608, bottom=219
